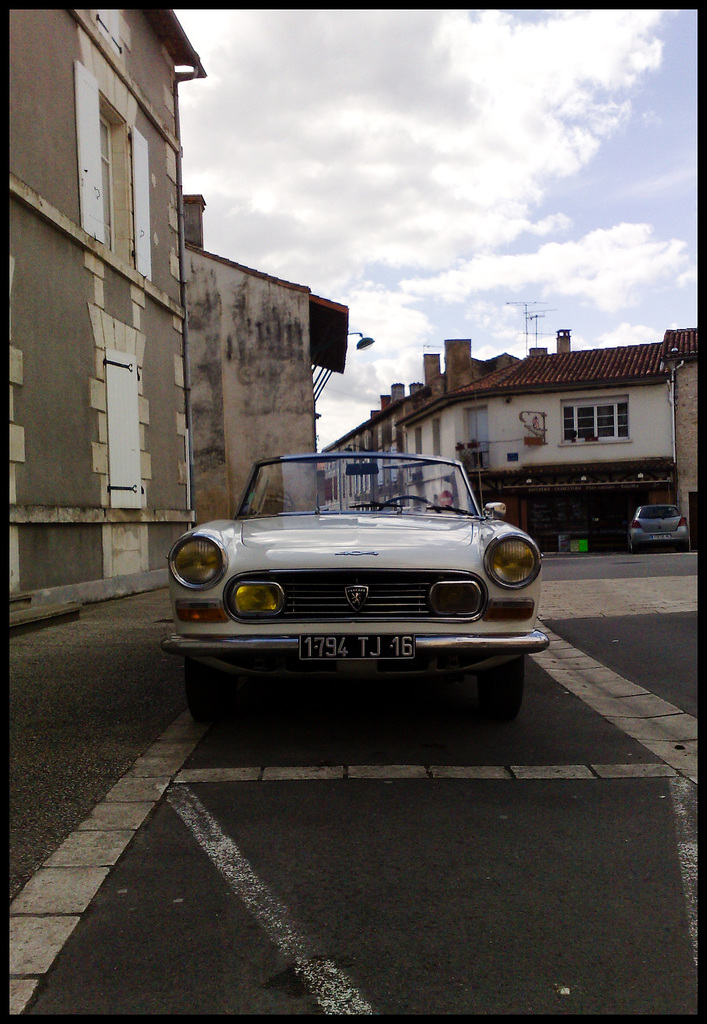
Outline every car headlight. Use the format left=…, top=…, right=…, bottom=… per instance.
left=428, top=580, right=484, bottom=617
left=484, top=534, right=541, bottom=589
left=169, top=534, right=227, bottom=589
left=227, top=580, right=285, bottom=618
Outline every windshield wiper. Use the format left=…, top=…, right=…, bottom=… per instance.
left=425, top=503, right=475, bottom=516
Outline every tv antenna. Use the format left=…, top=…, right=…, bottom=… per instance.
left=528, top=309, right=557, bottom=347
left=506, top=301, right=556, bottom=354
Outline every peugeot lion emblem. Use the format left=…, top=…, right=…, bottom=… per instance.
left=345, top=585, right=369, bottom=612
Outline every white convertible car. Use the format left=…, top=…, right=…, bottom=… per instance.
left=161, top=452, right=548, bottom=721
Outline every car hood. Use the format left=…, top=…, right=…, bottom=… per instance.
left=237, top=513, right=475, bottom=568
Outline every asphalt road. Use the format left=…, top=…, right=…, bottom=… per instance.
left=10, top=552, right=697, bottom=1014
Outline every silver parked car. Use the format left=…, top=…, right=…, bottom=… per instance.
left=627, top=504, right=689, bottom=553
left=161, top=452, right=549, bottom=722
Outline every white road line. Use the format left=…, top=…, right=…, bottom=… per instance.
left=173, top=763, right=677, bottom=784
left=533, top=627, right=697, bottom=780
left=168, top=784, right=375, bottom=1015
left=669, top=776, right=698, bottom=969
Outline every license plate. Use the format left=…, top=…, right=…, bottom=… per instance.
left=650, top=534, right=672, bottom=540
left=299, top=635, right=415, bottom=660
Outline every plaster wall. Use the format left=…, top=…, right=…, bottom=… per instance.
left=186, top=251, right=316, bottom=523
left=478, top=383, right=673, bottom=469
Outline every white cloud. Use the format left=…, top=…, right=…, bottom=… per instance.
left=175, top=8, right=668, bottom=290
left=593, top=322, right=661, bottom=348
left=399, top=223, right=691, bottom=313
left=172, top=9, right=695, bottom=446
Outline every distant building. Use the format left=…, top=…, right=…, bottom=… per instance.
left=182, top=195, right=349, bottom=523
left=328, top=339, right=518, bottom=455
left=10, top=10, right=205, bottom=601
left=331, top=329, right=698, bottom=552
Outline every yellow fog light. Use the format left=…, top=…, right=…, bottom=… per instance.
left=485, top=535, right=541, bottom=589
left=169, top=534, right=227, bottom=589
left=230, top=581, right=285, bottom=618
left=429, top=580, right=483, bottom=617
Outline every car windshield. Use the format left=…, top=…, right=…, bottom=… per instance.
left=237, top=453, right=480, bottom=519
left=637, top=506, right=680, bottom=520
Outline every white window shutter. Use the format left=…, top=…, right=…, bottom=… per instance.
left=105, top=349, right=142, bottom=508
left=74, top=62, right=105, bottom=243
left=131, top=128, right=152, bottom=279
left=96, top=10, right=122, bottom=55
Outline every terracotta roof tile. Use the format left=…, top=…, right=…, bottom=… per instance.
left=451, top=341, right=677, bottom=397
left=661, top=328, right=698, bottom=360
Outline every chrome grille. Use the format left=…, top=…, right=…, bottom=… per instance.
left=228, top=570, right=485, bottom=620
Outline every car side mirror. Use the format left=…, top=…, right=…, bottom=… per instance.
left=483, top=502, right=506, bottom=519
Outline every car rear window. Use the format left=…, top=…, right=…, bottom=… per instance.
left=637, top=506, right=679, bottom=519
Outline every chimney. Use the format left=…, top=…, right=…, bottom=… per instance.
left=409, top=382, right=423, bottom=394
left=444, top=339, right=472, bottom=392
left=380, top=395, right=391, bottom=410
left=183, top=194, right=206, bottom=248
left=424, top=353, right=441, bottom=385
left=391, top=383, right=405, bottom=402
left=528, top=347, right=548, bottom=357
left=556, top=329, right=571, bottom=354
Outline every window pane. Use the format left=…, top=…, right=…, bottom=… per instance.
left=563, top=406, right=575, bottom=440
left=596, top=405, right=615, bottom=437
left=577, top=406, right=595, bottom=439
left=617, top=402, right=628, bottom=437
left=99, top=119, right=112, bottom=247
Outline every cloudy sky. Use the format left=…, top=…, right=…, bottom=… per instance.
left=173, top=9, right=697, bottom=449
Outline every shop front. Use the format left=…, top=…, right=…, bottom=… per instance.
left=478, top=458, right=675, bottom=554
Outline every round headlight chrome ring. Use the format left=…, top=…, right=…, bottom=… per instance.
left=484, top=533, right=541, bottom=589
left=168, top=532, right=228, bottom=590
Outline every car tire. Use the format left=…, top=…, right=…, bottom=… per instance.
left=184, top=657, right=228, bottom=722
left=476, top=656, right=524, bottom=721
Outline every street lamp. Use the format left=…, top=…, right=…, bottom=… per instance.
left=312, top=332, right=376, bottom=402
left=351, top=332, right=375, bottom=351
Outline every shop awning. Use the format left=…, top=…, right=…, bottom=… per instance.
left=481, top=458, right=674, bottom=493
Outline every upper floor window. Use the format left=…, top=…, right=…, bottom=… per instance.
left=74, top=61, right=152, bottom=278
left=99, top=116, right=114, bottom=249
left=432, top=418, right=441, bottom=455
left=563, top=399, right=628, bottom=442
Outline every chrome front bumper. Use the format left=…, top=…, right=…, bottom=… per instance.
left=160, top=629, right=549, bottom=658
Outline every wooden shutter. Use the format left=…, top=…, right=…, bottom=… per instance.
left=74, top=62, right=105, bottom=243
left=105, top=349, right=142, bottom=508
left=131, top=128, right=152, bottom=279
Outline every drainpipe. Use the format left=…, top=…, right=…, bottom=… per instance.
left=666, top=352, right=685, bottom=502
left=174, top=71, right=198, bottom=525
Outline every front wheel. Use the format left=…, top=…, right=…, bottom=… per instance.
left=184, top=657, right=228, bottom=722
left=476, top=656, right=524, bottom=721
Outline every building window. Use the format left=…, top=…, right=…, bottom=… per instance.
left=414, top=427, right=422, bottom=454
left=99, top=116, right=114, bottom=249
left=432, top=418, right=441, bottom=455
left=563, top=399, right=628, bottom=442
left=74, top=62, right=151, bottom=277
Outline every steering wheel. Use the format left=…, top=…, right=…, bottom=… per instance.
left=380, top=494, right=429, bottom=508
